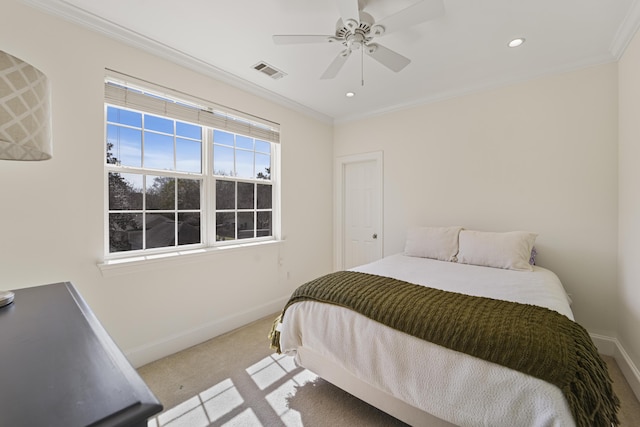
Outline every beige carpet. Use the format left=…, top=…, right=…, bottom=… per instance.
left=139, top=314, right=640, bottom=426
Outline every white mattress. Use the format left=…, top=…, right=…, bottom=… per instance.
left=279, top=254, right=577, bottom=427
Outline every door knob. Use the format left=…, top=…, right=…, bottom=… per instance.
left=372, top=233, right=378, bottom=239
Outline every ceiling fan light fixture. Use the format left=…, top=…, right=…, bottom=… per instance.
left=346, top=91, right=355, bottom=97
left=347, top=32, right=365, bottom=50
left=508, top=37, right=525, bottom=48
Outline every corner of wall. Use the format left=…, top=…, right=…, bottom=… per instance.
left=591, top=333, right=640, bottom=402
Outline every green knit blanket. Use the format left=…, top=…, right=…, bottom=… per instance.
left=270, top=271, right=620, bottom=427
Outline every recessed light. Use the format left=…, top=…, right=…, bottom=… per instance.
left=346, top=92, right=355, bottom=98
left=508, top=38, right=525, bottom=48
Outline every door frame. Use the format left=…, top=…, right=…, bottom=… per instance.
left=335, top=151, right=384, bottom=270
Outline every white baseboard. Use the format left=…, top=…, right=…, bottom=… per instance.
left=590, top=333, right=618, bottom=355
left=590, top=333, right=640, bottom=402
left=124, top=295, right=288, bottom=368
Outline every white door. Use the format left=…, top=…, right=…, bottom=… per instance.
left=336, top=152, right=383, bottom=270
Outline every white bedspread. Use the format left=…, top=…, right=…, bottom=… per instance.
left=279, top=254, right=577, bottom=427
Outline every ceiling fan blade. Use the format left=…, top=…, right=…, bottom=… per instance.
left=321, top=50, right=352, bottom=79
left=374, top=0, right=444, bottom=36
left=365, top=43, right=411, bottom=72
left=336, top=0, right=361, bottom=30
left=273, top=35, right=336, bottom=44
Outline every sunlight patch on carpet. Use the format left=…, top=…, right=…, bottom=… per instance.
left=247, top=353, right=299, bottom=390
left=149, top=378, right=245, bottom=426
left=148, top=354, right=317, bottom=427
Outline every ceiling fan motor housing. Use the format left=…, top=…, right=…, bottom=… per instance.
left=336, top=11, right=375, bottom=49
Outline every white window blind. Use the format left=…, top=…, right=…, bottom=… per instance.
left=104, top=73, right=280, bottom=144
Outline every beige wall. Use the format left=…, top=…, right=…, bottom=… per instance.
left=618, top=28, right=640, bottom=373
left=0, top=0, right=333, bottom=366
left=335, top=64, right=619, bottom=336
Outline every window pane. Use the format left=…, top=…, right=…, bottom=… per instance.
left=257, top=211, right=272, bottom=237
left=214, top=130, right=234, bottom=146
left=178, top=212, right=200, bottom=245
left=176, top=138, right=202, bottom=173
left=237, top=212, right=254, bottom=240
left=145, top=115, right=174, bottom=134
left=236, top=150, right=254, bottom=179
left=255, top=153, right=270, bottom=180
left=146, top=213, right=175, bottom=248
left=257, top=184, right=272, bottom=209
left=109, top=172, right=143, bottom=210
left=236, top=135, right=253, bottom=150
left=237, top=182, right=254, bottom=209
left=144, top=131, right=174, bottom=170
left=107, top=106, right=141, bottom=127
left=107, top=125, right=142, bottom=167
left=106, top=125, right=119, bottom=165
left=109, top=213, right=143, bottom=252
left=146, top=176, right=175, bottom=210
left=216, top=180, right=235, bottom=210
left=177, top=122, right=201, bottom=139
left=178, top=179, right=201, bottom=210
left=216, top=212, right=235, bottom=241
left=255, top=140, right=270, bottom=154
left=213, top=145, right=234, bottom=176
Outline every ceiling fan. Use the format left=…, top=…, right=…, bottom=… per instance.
left=273, top=0, right=445, bottom=83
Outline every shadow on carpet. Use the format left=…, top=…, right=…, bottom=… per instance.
left=286, top=377, right=408, bottom=427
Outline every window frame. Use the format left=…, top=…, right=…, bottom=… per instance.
left=103, top=76, right=280, bottom=262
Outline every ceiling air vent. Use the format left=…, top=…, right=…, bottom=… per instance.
left=253, top=62, right=287, bottom=80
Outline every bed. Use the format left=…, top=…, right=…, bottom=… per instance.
left=271, top=228, right=619, bottom=427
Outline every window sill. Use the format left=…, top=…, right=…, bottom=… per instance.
left=97, top=240, right=283, bottom=277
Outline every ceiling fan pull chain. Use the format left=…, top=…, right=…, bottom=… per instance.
left=361, top=47, right=365, bottom=86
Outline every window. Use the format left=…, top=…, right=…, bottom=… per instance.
left=104, top=75, right=279, bottom=258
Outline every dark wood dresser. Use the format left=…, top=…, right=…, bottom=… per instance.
left=0, top=282, right=162, bottom=426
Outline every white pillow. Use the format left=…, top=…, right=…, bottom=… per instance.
left=457, top=230, right=538, bottom=271
left=404, top=226, right=463, bottom=262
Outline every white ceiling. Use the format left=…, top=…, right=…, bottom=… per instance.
left=23, top=0, right=640, bottom=123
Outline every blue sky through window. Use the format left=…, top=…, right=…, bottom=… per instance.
left=107, top=106, right=203, bottom=173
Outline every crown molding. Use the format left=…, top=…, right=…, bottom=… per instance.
left=21, top=0, right=640, bottom=126
left=19, top=0, right=334, bottom=125
left=335, top=53, right=617, bottom=124
left=610, top=0, right=640, bottom=60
